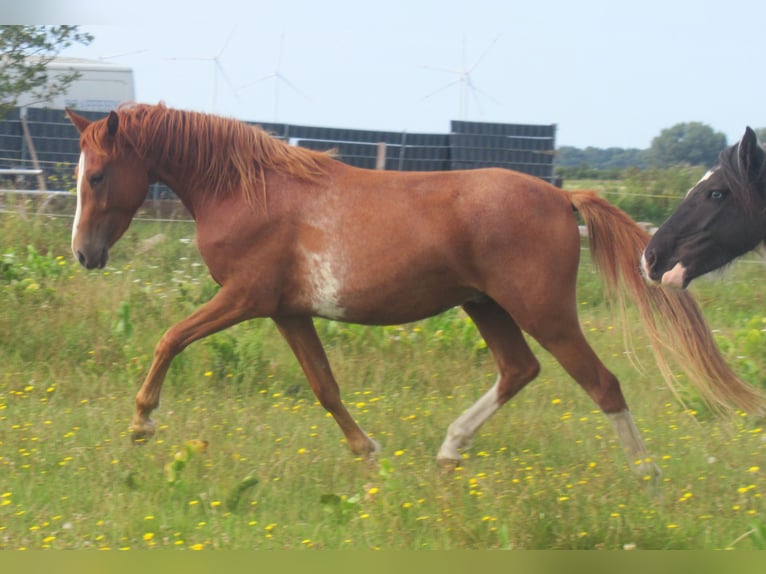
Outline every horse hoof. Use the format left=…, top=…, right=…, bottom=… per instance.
left=436, top=457, right=460, bottom=471
left=130, top=420, right=157, bottom=445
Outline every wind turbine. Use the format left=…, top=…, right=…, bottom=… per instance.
left=167, top=28, right=239, bottom=113
left=239, top=33, right=309, bottom=122
left=421, top=35, right=502, bottom=120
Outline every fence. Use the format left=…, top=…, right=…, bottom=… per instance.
left=0, top=107, right=557, bottom=197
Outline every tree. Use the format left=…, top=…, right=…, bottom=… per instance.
left=648, top=122, right=727, bottom=168
left=0, top=26, right=93, bottom=118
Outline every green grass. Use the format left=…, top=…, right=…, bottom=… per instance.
left=0, top=208, right=765, bottom=550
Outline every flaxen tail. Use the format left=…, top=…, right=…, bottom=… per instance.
left=569, top=189, right=766, bottom=415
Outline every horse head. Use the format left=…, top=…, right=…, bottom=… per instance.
left=642, top=127, right=766, bottom=288
left=67, top=108, right=150, bottom=269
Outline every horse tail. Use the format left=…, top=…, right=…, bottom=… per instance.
left=569, top=189, right=766, bottom=415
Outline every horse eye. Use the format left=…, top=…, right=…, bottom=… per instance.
left=89, top=173, right=105, bottom=186
left=709, top=190, right=726, bottom=200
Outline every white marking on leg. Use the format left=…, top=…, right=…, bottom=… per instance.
left=72, top=152, right=85, bottom=258
left=437, top=378, right=502, bottom=462
left=306, top=250, right=345, bottom=320
left=607, top=410, right=660, bottom=481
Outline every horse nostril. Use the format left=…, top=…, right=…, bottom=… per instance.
left=644, top=249, right=657, bottom=269
left=77, top=250, right=86, bottom=266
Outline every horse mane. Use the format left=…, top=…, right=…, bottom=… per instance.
left=716, top=139, right=766, bottom=207
left=83, top=102, right=334, bottom=203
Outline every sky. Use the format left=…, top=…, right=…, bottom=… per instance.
left=9, top=0, right=766, bottom=148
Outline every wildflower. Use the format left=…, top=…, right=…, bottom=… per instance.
left=143, top=532, right=155, bottom=541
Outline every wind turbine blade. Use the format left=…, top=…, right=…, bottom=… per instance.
left=468, top=34, right=501, bottom=73
left=238, top=73, right=277, bottom=91
left=277, top=32, right=286, bottom=69
left=167, top=56, right=211, bottom=62
left=216, top=61, right=239, bottom=100
left=278, top=74, right=311, bottom=101
left=419, top=63, right=462, bottom=75
left=421, top=78, right=463, bottom=101
left=470, top=83, right=501, bottom=105
left=100, top=49, right=148, bottom=60
left=217, top=26, right=237, bottom=59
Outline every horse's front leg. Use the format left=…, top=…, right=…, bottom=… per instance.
left=130, top=286, right=254, bottom=443
left=272, top=315, right=381, bottom=457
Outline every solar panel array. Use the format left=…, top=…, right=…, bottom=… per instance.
left=0, top=108, right=556, bottom=196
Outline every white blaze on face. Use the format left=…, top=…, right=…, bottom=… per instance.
left=685, top=168, right=716, bottom=198
left=72, top=152, right=85, bottom=258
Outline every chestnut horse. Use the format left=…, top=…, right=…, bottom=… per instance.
left=66, top=104, right=765, bottom=483
left=644, top=127, right=766, bottom=289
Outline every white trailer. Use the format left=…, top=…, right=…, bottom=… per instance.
left=17, top=57, right=135, bottom=112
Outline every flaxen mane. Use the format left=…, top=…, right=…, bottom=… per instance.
left=83, top=102, right=333, bottom=202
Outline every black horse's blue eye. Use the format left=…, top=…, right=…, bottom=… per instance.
left=709, top=190, right=725, bottom=200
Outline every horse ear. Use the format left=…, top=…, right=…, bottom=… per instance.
left=65, top=108, right=91, bottom=134
left=106, top=111, right=119, bottom=137
left=739, top=126, right=764, bottom=179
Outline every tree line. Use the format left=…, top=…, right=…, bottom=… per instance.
left=556, top=123, right=766, bottom=179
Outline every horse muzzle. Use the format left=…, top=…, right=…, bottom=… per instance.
left=641, top=249, right=688, bottom=289
left=73, top=243, right=109, bottom=269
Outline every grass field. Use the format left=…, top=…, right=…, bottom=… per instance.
left=1, top=197, right=765, bottom=550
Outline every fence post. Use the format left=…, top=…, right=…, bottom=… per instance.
left=19, top=113, right=48, bottom=192
left=376, top=142, right=386, bottom=170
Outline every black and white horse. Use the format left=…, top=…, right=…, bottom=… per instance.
left=643, top=127, right=766, bottom=288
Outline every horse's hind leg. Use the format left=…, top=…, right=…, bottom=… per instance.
left=272, top=315, right=380, bottom=457
left=437, top=298, right=540, bottom=466
left=524, top=309, right=661, bottom=483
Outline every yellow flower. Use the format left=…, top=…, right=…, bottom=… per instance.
left=143, top=532, right=155, bottom=541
